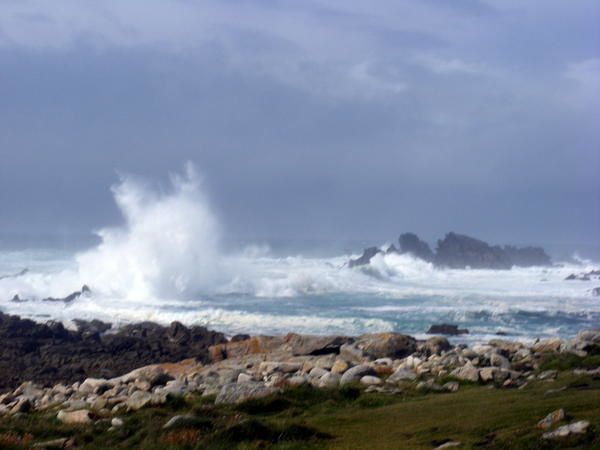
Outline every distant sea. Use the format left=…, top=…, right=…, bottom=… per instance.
left=1, top=232, right=598, bottom=344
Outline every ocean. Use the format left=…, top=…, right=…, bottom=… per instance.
left=0, top=166, right=598, bottom=343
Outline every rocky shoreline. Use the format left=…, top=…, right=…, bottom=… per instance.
left=0, top=312, right=598, bottom=440
left=0, top=312, right=226, bottom=391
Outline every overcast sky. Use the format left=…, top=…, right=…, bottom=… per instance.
left=0, top=0, right=598, bottom=249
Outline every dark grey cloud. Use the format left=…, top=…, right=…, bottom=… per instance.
left=0, top=0, right=598, bottom=254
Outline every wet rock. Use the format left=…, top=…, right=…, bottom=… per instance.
left=215, top=382, right=277, bottom=405
left=427, top=324, right=469, bottom=336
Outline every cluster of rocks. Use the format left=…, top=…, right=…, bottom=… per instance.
left=11, top=285, right=92, bottom=304
left=0, top=312, right=226, bottom=390
left=350, top=232, right=552, bottom=269
left=537, top=408, right=591, bottom=440
left=565, top=270, right=600, bottom=296
left=1, top=328, right=597, bottom=432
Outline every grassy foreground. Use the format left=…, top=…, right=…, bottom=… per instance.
left=0, top=371, right=598, bottom=449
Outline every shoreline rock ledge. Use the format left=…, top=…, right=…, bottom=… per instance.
left=0, top=313, right=598, bottom=423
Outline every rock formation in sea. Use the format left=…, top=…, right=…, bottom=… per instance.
left=349, top=231, right=552, bottom=269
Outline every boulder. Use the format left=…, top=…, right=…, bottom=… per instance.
left=163, top=414, right=204, bottom=430
left=490, top=353, right=511, bottom=369
left=386, top=367, right=417, bottom=383
left=57, top=409, right=93, bottom=425
left=422, top=337, right=451, bottom=355
left=340, top=344, right=365, bottom=363
left=318, top=372, right=342, bottom=389
left=126, top=391, right=153, bottom=411
left=286, top=375, right=307, bottom=387
left=443, top=381, right=460, bottom=392
left=340, top=365, right=376, bottom=386
left=532, top=339, right=562, bottom=353
left=451, top=362, right=479, bottom=382
left=215, top=382, right=277, bottom=405
left=286, top=333, right=353, bottom=356
left=542, top=421, right=590, bottom=440
left=208, top=335, right=286, bottom=362
left=355, top=333, right=417, bottom=359
left=427, top=324, right=469, bottom=336
left=31, top=438, right=70, bottom=448
left=537, top=409, right=565, bottom=430
left=331, top=359, right=349, bottom=374
left=111, top=417, right=124, bottom=428
left=360, top=375, right=383, bottom=386
left=79, top=378, right=113, bottom=395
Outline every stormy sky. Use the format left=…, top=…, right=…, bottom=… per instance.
left=0, top=0, right=598, bottom=250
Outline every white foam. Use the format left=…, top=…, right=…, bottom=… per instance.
left=0, top=166, right=598, bottom=340
left=76, top=163, right=221, bottom=300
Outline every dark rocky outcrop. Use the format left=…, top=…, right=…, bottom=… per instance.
left=42, top=285, right=91, bottom=303
left=434, top=233, right=512, bottom=269
left=349, top=232, right=551, bottom=269
left=349, top=246, right=382, bottom=268
left=502, top=246, right=551, bottom=267
left=0, top=312, right=226, bottom=391
left=0, top=268, right=28, bottom=280
left=398, top=232, right=434, bottom=262
left=565, top=270, right=600, bottom=281
left=426, top=324, right=469, bottom=336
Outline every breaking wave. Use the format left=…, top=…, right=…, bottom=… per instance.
left=0, top=165, right=598, bottom=340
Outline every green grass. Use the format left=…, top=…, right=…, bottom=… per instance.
left=0, top=371, right=598, bottom=449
